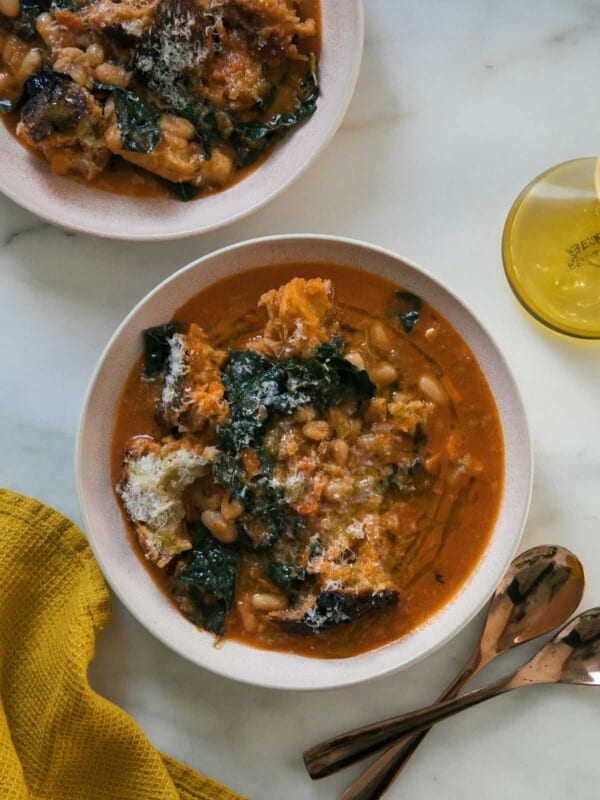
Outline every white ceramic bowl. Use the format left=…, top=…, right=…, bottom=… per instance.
left=0, top=2, right=363, bottom=241
left=77, top=235, right=533, bottom=690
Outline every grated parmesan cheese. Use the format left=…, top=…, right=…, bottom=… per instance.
left=135, top=0, right=208, bottom=110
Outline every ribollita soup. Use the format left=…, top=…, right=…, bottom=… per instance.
left=0, top=0, right=321, bottom=201
left=111, top=263, right=504, bottom=659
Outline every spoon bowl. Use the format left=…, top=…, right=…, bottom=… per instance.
left=514, top=608, right=600, bottom=688
left=478, top=545, right=585, bottom=659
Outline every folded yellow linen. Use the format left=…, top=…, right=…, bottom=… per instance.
left=0, top=489, right=244, bottom=800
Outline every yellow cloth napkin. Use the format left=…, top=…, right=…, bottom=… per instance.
left=0, top=489, right=244, bottom=800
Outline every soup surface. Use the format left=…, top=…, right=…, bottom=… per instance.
left=0, top=0, right=320, bottom=200
left=112, top=263, right=504, bottom=658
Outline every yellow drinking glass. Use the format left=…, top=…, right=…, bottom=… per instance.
left=502, top=158, right=600, bottom=339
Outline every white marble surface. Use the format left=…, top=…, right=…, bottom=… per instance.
left=1, top=1, right=600, bottom=798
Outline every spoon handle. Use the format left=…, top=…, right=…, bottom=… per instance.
left=338, top=657, right=481, bottom=800
left=303, top=674, right=513, bottom=780
left=340, top=732, right=428, bottom=800
left=304, top=650, right=481, bottom=781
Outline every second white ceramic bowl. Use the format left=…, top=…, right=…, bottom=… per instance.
left=0, top=1, right=363, bottom=240
left=77, top=235, right=533, bottom=690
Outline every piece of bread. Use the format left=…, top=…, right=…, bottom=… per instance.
left=117, top=436, right=216, bottom=567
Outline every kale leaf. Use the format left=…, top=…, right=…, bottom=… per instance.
left=178, top=523, right=238, bottom=636
left=15, top=0, right=77, bottom=40
left=179, top=102, right=217, bottom=158
left=217, top=343, right=374, bottom=452
left=211, top=451, right=246, bottom=501
left=217, top=349, right=285, bottom=452
left=156, top=178, right=200, bottom=202
left=212, top=340, right=373, bottom=550
left=23, top=68, right=63, bottom=100
left=230, top=59, right=319, bottom=168
left=265, top=562, right=307, bottom=592
left=309, top=342, right=376, bottom=403
left=213, top=342, right=373, bottom=549
left=14, top=0, right=49, bottom=40
left=281, top=350, right=343, bottom=413
left=395, top=291, right=422, bottom=333
left=112, top=88, right=160, bottom=154
left=212, top=449, right=295, bottom=550
left=143, top=322, right=177, bottom=379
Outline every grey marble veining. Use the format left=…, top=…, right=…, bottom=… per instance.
left=1, top=1, right=599, bottom=798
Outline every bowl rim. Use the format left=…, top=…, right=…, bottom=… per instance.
left=76, top=233, right=533, bottom=690
left=0, top=1, right=365, bottom=241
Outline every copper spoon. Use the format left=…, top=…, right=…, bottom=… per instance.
left=338, top=544, right=586, bottom=800
left=304, top=545, right=585, bottom=787
left=307, top=605, right=600, bottom=789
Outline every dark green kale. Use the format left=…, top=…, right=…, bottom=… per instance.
left=112, top=88, right=160, bottom=154
left=23, top=68, right=62, bottom=100
left=265, top=562, right=307, bottom=592
left=14, top=0, right=78, bottom=39
left=217, top=343, right=374, bottom=452
left=178, top=523, right=238, bottom=636
left=229, top=59, right=319, bottom=168
left=14, top=0, right=49, bottom=40
left=217, top=349, right=283, bottom=452
left=142, top=322, right=177, bottom=379
left=211, top=451, right=246, bottom=500
left=395, top=291, right=422, bottom=333
left=310, top=342, right=376, bottom=403
left=179, top=102, right=217, bottom=158
left=212, top=340, right=373, bottom=550
left=156, top=177, right=200, bottom=202
left=281, top=349, right=344, bottom=413
left=212, top=449, right=295, bottom=550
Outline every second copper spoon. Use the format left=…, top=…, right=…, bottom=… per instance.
left=303, top=544, right=584, bottom=793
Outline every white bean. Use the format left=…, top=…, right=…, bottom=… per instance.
left=418, top=373, right=448, bottom=405
left=201, top=509, right=238, bottom=543
left=329, top=438, right=349, bottom=465
left=369, top=362, right=398, bottom=387
left=0, top=0, right=20, bottom=19
left=369, top=321, right=391, bottom=352
left=220, top=493, right=244, bottom=521
left=86, top=44, right=105, bottom=67
left=20, top=49, right=42, bottom=79
left=94, top=61, right=130, bottom=89
left=345, top=351, right=365, bottom=370
left=294, top=406, right=316, bottom=423
left=251, top=593, right=287, bottom=612
left=302, top=420, right=331, bottom=441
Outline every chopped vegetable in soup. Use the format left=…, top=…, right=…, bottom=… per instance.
left=112, top=264, right=504, bottom=658
left=0, top=0, right=320, bottom=200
